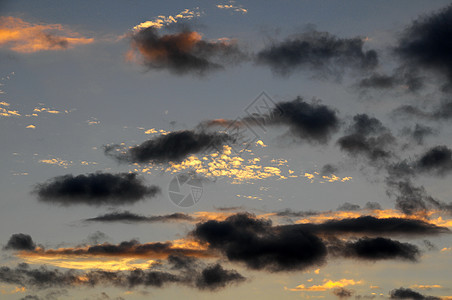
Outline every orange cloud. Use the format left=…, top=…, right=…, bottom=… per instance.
left=410, top=284, right=442, bottom=290
left=17, top=239, right=212, bottom=271
left=127, top=30, right=203, bottom=64
left=0, top=16, right=93, bottom=53
left=288, top=279, right=362, bottom=291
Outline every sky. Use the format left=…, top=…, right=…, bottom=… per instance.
left=1, top=1, right=452, bottom=299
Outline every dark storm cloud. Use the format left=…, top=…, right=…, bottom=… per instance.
left=337, top=114, right=395, bottom=164
left=191, top=213, right=447, bottom=272
left=360, top=5, right=452, bottom=94
left=339, top=237, right=420, bottom=261
left=242, top=97, right=340, bottom=143
left=0, top=262, right=245, bottom=291
left=387, top=146, right=452, bottom=179
left=200, top=97, right=340, bottom=144
left=105, top=130, right=234, bottom=163
left=191, top=213, right=327, bottom=272
left=33, top=173, right=160, bottom=206
left=389, top=287, right=440, bottom=300
left=256, top=29, right=378, bottom=78
left=290, top=216, right=449, bottom=236
left=395, top=5, right=452, bottom=87
left=195, top=263, right=245, bottom=291
left=4, top=233, right=36, bottom=251
left=333, top=287, right=353, bottom=299
left=416, top=145, right=452, bottom=176
left=128, top=27, right=246, bottom=75
left=84, top=211, right=195, bottom=223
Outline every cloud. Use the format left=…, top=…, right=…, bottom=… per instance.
left=392, top=99, right=452, bottom=121
left=84, top=211, right=195, bottom=223
left=389, top=287, right=440, bottom=299
left=400, top=124, right=435, bottom=145
left=385, top=179, right=452, bottom=216
left=291, top=216, right=449, bottom=236
left=0, top=101, right=20, bottom=117
left=339, top=237, right=420, bottom=262
left=33, top=173, right=160, bottom=206
left=132, top=8, right=201, bottom=31
left=395, top=5, right=452, bottom=87
left=4, top=234, right=36, bottom=251
left=0, top=16, right=93, bottom=53
left=191, top=213, right=328, bottom=271
left=320, top=164, right=339, bottom=176
left=0, top=262, right=245, bottom=291
left=289, top=278, right=362, bottom=291
left=337, top=114, right=395, bottom=164
left=358, top=73, right=397, bottom=89
left=262, top=97, right=340, bottom=143
left=105, top=130, right=234, bottom=163
left=191, top=213, right=443, bottom=272
left=216, top=3, right=248, bottom=14
left=195, top=263, right=245, bottom=290
left=20, top=239, right=210, bottom=260
left=333, top=287, right=354, bottom=298
left=204, top=97, right=340, bottom=144
left=337, top=202, right=361, bottom=211
left=256, top=28, right=378, bottom=78
left=416, top=145, right=452, bottom=176
left=357, top=68, right=424, bottom=92
left=127, top=27, right=246, bottom=75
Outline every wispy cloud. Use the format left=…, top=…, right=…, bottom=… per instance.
left=216, top=1, right=248, bottom=14
left=0, top=16, right=93, bottom=53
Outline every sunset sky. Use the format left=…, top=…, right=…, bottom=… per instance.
left=1, top=1, right=452, bottom=299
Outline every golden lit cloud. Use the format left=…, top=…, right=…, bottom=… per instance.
left=410, top=284, right=442, bottom=290
left=0, top=101, right=20, bottom=117
left=38, top=158, right=72, bottom=168
left=304, top=172, right=352, bottom=183
left=131, top=145, right=353, bottom=185
left=25, top=124, right=35, bottom=129
left=288, top=279, right=362, bottom=292
left=132, top=8, right=201, bottom=31
left=0, top=16, right=93, bottom=53
left=216, top=2, right=248, bottom=14
left=38, top=157, right=97, bottom=168
left=17, top=239, right=212, bottom=271
left=0, top=286, right=26, bottom=295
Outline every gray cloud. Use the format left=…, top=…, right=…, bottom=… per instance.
left=256, top=29, right=378, bottom=78
left=4, top=233, right=36, bottom=251
left=34, top=173, right=160, bottom=206
left=105, top=130, right=234, bottom=164
left=84, top=211, right=195, bottom=223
